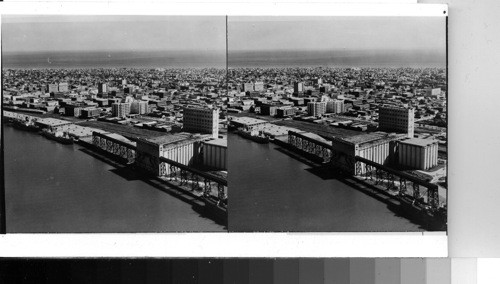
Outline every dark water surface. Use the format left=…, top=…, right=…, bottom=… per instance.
left=228, top=133, right=424, bottom=232
left=3, top=50, right=226, bottom=69
left=4, top=126, right=224, bottom=232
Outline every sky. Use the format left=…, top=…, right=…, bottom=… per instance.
left=2, top=15, right=226, bottom=53
left=228, top=16, right=446, bottom=53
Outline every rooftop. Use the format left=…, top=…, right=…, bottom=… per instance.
left=144, top=132, right=208, bottom=146
left=204, top=138, right=227, bottom=148
left=342, top=132, right=386, bottom=145
left=36, top=118, right=73, bottom=127
left=231, top=116, right=268, bottom=126
left=400, top=137, right=438, bottom=147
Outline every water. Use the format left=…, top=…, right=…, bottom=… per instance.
left=229, top=50, right=446, bottom=68
left=3, top=50, right=226, bottom=69
left=3, top=125, right=224, bottom=232
left=228, top=133, right=424, bottom=232
left=3, top=49, right=445, bottom=70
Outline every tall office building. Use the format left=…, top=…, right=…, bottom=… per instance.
left=243, top=83, right=254, bottom=92
left=254, top=82, right=264, bottom=92
left=183, top=106, right=219, bottom=138
left=130, top=100, right=149, bottom=114
left=47, top=84, right=59, bottom=94
left=98, top=83, right=107, bottom=94
left=307, top=101, right=327, bottom=117
left=326, top=99, right=344, bottom=114
left=294, top=82, right=304, bottom=95
left=111, top=102, right=131, bottom=118
left=378, top=106, right=415, bottom=138
left=58, top=82, right=69, bottom=92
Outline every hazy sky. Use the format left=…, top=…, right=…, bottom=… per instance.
left=2, top=15, right=226, bottom=53
left=228, top=16, right=446, bottom=53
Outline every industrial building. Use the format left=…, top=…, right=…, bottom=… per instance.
left=398, top=138, right=439, bottom=170
left=64, top=104, right=84, bottom=117
left=229, top=116, right=269, bottom=130
left=260, top=103, right=278, bottom=116
left=276, top=106, right=296, bottom=118
left=35, top=118, right=73, bottom=131
left=182, top=106, right=219, bottom=139
left=330, top=132, right=406, bottom=174
left=112, top=102, right=131, bottom=118
left=378, top=105, right=415, bottom=138
left=135, top=133, right=209, bottom=176
left=307, top=101, right=327, bottom=117
left=81, top=107, right=100, bottom=119
left=203, top=138, right=227, bottom=170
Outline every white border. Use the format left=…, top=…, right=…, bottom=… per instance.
left=0, top=233, right=447, bottom=258
left=0, top=2, right=447, bottom=17
left=0, top=3, right=448, bottom=257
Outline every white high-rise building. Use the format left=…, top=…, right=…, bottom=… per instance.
left=254, top=82, right=264, bottom=92
left=111, top=102, right=131, bottom=118
left=326, top=99, right=344, bottom=114
left=183, top=106, right=219, bottom=138
left=98, top=83, right=107, bottom=94
left=131, top=100, right=149, bottom=114
left=307, top=101, right=327, bottom=117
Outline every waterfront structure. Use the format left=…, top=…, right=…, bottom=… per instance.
left=35, top=118, right=73, bottom=132
left=229, top=116, right=269, bottom=130
left=378, top=106, right=415, bottom=138
left=330, top=132, right=406, bottom=174
left=182, top=106, right=219, bottom=138
left=307, top=101, right=327, bottom=117
left=398, top=138, right=439, bottom=170
left=112, top=102, right=131, bottom=118
left=203, top=138, right=227, bottom=170
left=135, top=133, right=207, bottom=176
left=131, top=100, right=148, bottom=115
left=326, top=99, right=344, bottom=114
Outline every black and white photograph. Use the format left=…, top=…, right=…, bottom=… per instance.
left=227, top=16, right=448, bottom=232
left=1, top=15, right=228, bottom=232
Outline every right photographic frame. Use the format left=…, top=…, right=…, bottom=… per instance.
left=227, top=16, right=447, bottom=232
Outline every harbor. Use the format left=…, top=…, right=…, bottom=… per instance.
left=3, top=111, right=226, bottom=232
left=228, top=125, right=447, bottom=231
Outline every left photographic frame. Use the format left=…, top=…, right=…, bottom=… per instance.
left=1, top=15, right=228, bottom=233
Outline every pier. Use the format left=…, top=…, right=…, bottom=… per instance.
left=3, top=111, right=227, bottom=226
left=280, top=130, right=446, bottom=230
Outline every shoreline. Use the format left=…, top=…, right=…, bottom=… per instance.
left=230, top=131, right=447, bottom=231
left=3, top=113, right=228, bottom=227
